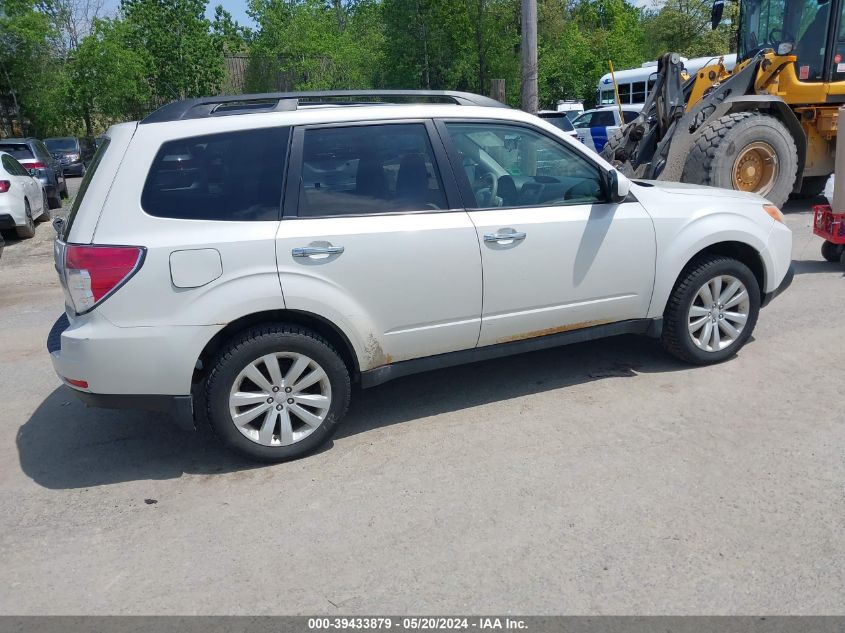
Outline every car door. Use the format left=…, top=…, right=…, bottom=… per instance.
left=275, top=120, right=482, bottom=368
left=438, top=119, right=656, bottom=347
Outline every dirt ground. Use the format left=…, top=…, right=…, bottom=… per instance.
left=0, top=183, right=843, bottom=614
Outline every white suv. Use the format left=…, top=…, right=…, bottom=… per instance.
left=48, top=90, right=794, bottom=462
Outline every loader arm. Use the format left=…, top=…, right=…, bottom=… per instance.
left=602, top=51, right=765, bottom=181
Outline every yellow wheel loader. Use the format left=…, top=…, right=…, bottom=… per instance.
left=602, top=0, right=845, bottom=207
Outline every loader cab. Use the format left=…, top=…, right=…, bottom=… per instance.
left=734, top=0, right=845, bottom=83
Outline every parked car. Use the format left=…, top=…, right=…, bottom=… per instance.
left=571, top=105, right=643, bottom=153
left=44, top=136, right=96, bottom=177
left=0, top=151, right=49, bottom=239
left=537, top=110, right=578, bottom=139
left=0, top=138, right=67, bottom=209
left=47, top=90, right=794, bottom=463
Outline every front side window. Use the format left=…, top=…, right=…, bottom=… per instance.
left=572, top=112, right=593, bottom=129
left=739, top=0, right=829, bottom=80
left=297, top=123, right=447, bottom=217
left=444, top=122, right=605, bottom=209
left=142, top=128, right=289, bottom=221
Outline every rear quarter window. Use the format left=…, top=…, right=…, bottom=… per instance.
left=61, top=137, right=111, bottom=241
left=141, top=128, right=290, bottom=221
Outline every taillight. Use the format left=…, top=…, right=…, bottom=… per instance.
left=0, top=180, right=9, bottom=193
left=25, top=161, right=47, bottom=170
left=62, top=244, right=145, bottom=314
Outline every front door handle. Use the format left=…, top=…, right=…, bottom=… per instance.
left=292, top=245, right=345, bottom=258
left=483, top=230, right=526, bottom=244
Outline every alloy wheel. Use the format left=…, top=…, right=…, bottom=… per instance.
left=228, top=352, right=332, bottom=446
left=687, top=274, right=750, bottom=352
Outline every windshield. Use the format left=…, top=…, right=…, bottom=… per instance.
left=0, top=144, right=34, bottom=160
left=739, top=0, right=830, bottom=80
left=538, top=113, right=575, bottom=132
left=44, top=138, right=78, bottom=152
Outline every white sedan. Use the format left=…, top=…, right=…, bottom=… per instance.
left=0, top=150, right=49, bottom=239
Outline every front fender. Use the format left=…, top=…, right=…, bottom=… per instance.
left=647, top=211, right=773, bottom=319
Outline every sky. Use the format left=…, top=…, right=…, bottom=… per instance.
left=102, top=0, right=257, bottom=28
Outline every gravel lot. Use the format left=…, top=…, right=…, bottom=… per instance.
left=0, top=181, right=843, bottom=615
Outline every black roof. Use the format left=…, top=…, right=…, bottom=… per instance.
left=141, top=90, right=509, bottom=124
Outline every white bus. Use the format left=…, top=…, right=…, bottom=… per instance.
left=597, top=54, right=737, bottom=106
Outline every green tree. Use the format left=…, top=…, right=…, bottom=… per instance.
left=247, top=0, right=383, bottom=91
left=0, top=0, right=75, bottom=135
left=538, top=0, right=648, bottom=108
left=120, top=0, right=225, bottom=101
left=68, top=18, right=150, bottom=134
left=643, top=0, right=737, bottom=58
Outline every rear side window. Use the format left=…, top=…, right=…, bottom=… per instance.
left=622, top=110, right=640, bottom=123
left=297, top=123, right=447, bottom=217
left=0, top=144, right=34, bottom=160
left=591, top=111, right=616, bottom=127
left=61, top=138, right=111, bottom=241
left=142, top=128, right=289, bottom=221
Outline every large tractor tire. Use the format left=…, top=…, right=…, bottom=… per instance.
left=796, top=175, right=827, bottom=198
left=682, top=112, right=799, bottom=208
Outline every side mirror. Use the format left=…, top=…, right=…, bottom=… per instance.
left=606, top=169, right=631, bottom=203
left=711, top=0, right=724, bottom=29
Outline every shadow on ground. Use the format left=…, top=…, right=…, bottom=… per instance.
left=793, top=259, right=844, bottom=275
left=19, top=334, right=689, bottom=490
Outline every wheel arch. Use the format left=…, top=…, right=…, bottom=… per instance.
left=683, top=241, right=766, bottom=298
left=193, top=309, right=362, bottom=388
left=650, top=222, right=770, bottom=320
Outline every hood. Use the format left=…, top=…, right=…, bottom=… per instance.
left=633, top=180, right=768, bottom=203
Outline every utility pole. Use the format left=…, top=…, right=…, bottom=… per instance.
left=521, top=0, right=538, bottom=113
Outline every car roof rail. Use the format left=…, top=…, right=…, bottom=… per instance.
left=140, top=90, right=509, bottom=124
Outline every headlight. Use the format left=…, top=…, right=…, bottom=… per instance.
left=763, top=204, right=784, bottom=223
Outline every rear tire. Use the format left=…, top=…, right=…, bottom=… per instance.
left=821, top=240, right=843, bottom=263
left=15, top=201, right=35, bottom=239
left=48, top=188, right=62, bottom=209
left=205, top=324, right=351, bottom=462
left=36, top=190, right=51, bottom=223
left=682, top=112, right=798, bottom=208
left=661, top=255, right=760, bottom=365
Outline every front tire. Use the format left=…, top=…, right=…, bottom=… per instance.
left=661, top=255, right=760, bottom=365
left=682, top=112, right=798, bottom=208
left=205, top=324, right=351, bottom=462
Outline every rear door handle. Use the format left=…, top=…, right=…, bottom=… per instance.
left=292, top=245, right=345, bottom=258
left=483, top=230, right=526, bottom=243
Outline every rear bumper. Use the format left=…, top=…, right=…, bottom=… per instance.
left=761, top=262, right=794, bottom=308
left=47, top=313, right=216, bottom=431
left=71, top=391, right=195, bottom=430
